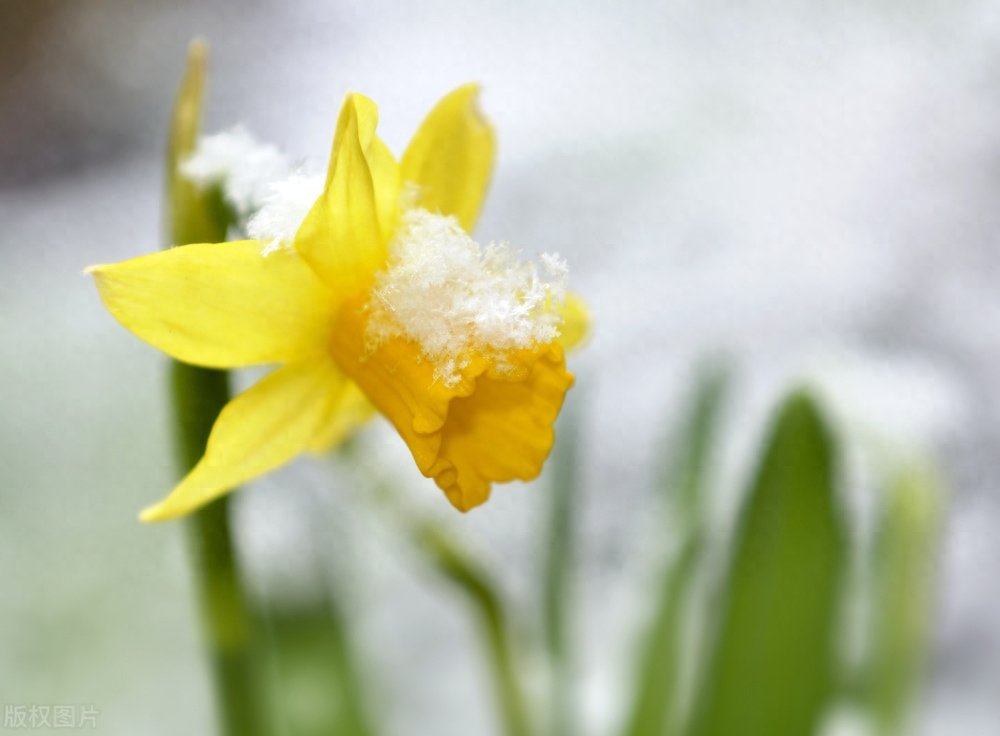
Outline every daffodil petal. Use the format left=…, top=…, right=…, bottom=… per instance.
left=88, top=241, right=336, bottom=368
left=356, top=105, right=401, bottom=241
left=366, top=134, right=401, bottom=241
left=307, top=379, right=377, bottom=454
left=556, top=292, right=591, bottom=351
left=329, top=299, right=573, bottom=511
left=326, top=93, right=401, bottom=241
left=323, top=93, right=379, bottom=188
left=296, top=93, right=386, bottom=297
left=140, top=356, right=345, bottom=521
left=400, top=84, right=496, bottom=233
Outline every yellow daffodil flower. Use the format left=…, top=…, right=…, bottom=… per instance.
left=89, top=85, right=588, bottom=521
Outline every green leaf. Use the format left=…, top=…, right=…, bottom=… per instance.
left=665, top=364, right=729, bottom=524
left=621, top=365, right=729, bottom=736
left=624, top=539, right=703, bottom=736
left=687, top=391, right=847, bottom=736
left=863, top=465, right=943, bottom=736
left=165, top=38, right=230, bottom=248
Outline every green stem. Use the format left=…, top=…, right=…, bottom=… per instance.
left=482, top=599, right=531, bottom=736
left=417, top=526, right=532, bottom=736
left=162, top=40, right=267, bottom=736
left=543, top=393, right=580, bottom=736
left=172, top=361, right=267, bottom=736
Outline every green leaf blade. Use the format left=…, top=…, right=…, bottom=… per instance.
left=689, top=391, right=847, bottom=736
left=863, top=465, right=943, bottom=736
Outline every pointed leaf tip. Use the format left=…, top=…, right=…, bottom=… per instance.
left=688, top=387, right=846, bottom=736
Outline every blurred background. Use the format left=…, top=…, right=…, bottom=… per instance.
left=2, top=0, right=1000, bottom=734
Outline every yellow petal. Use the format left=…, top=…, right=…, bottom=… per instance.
left=297, top=93, right=391, bottom=296
left=88, top=241, right=336, bottom=368
left=141, top=356, right=345, bottom=521
left=556, top=291, right=591, bottom=351
left=323, top=93, right=378, bottom=188
left=329, top=298, right=573, bottom=511
left=400, top=84, right=496, bottom=233
left=352, top=94, right=401, bottom=240
left=307, top=379, right=377, bottom=454
left=366, top=134, right=402, bottom=242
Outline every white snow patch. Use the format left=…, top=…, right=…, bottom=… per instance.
left=180, top=126, right=292, bottom=219
left=365, top=208, right=569, bottom=386
left=247, top=173, right=325, bottom=255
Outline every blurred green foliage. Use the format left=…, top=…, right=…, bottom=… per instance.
left=622, top=366, right=727, bottom=736
left=265, top=602, right=376, bottom=736
left=415, top=523, right=533, bottom=736
left=165, top=38, right=230, bottom=249
left=860, top=466, right=942, bottom=736
left=543, top=387, right=583, bottom=736
left=613, top=376, right=942, bottom=736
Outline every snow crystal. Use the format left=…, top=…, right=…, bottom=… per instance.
left=247, top=173, right=325, bottom=255
left=180, top=126, right=292, bottom=219
left=365, top=208, right=569, bottom=386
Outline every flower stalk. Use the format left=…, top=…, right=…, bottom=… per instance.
left=416, top=524, right=533, bottom=736
left=167, top=40, right=267, bottom=736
